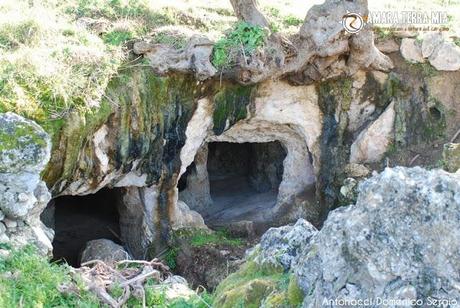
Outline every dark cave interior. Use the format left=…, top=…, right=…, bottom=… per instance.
left=46, top=188, right=122, bottom=267
left=204, top=141, right=287, bottom=224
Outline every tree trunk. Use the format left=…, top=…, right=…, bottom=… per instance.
left=229, top=0, right=269, bottom=27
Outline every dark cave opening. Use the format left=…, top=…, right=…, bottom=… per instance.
left=204, top=141, right=287, bottom=224
left=46, top=188, right=122, bottom=267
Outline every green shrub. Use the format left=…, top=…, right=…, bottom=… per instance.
left=212, top=22, right=267, bottom=70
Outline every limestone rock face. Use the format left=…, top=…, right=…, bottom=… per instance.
left=350, top=101, right=395, bottom=163
left=0, top=113, right=53, bottom=254
left=80, top=239, right=130, bottom=264
left=400, top=38, right=424, bottom=63
left=295, top=167, right=460, bottom=306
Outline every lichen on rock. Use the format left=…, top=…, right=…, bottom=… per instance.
left=0, top=112, right=53, bottom=254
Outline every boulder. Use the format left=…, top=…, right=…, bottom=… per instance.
left=375, top=39, right=400, bottom=54
left=429, top=42, right=460, bottom=71
left=443, top=143, right=460, bottom=172
left=295, top=167, right=460, bottom=305
left=421, top=32, right=443, bottom=58
left=254, top=219, right=318, bottom=271
left=400, top=38, right=424, bottom=63
left=0, top=113, right=53, bottom=254
left=0, top=112, right=50, bottom=174
left=350, top=101, right=395, bottom=164
left=80, top=239, right=130, bottom=264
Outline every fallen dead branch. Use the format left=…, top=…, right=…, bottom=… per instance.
left=68, top=258, right=172, bottom=308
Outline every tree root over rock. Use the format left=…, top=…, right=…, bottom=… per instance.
left=60, top=259, right=171, bottom=308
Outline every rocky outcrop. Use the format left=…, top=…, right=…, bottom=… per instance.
left=0, top=113, right=53, bottom=254
left=80, top=239, right=130, bottom=264
left=215, top=167, right=460, bottom=306
left=296, top=167, right=460, bottom=305
left=399, top=33, right=460, bottom=71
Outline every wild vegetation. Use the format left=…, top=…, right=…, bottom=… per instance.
left=0, top=244, right=213, bottom=307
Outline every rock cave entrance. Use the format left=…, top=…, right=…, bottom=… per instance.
left=185, top=141, right=287, bottom=227
left=46, top=188, right=122, bottom=267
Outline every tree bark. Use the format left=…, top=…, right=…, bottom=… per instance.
left=229, top=0, right=269, bottom=27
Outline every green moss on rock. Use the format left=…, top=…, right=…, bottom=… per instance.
left=0, top=112, right=50, bottom=173
left=212, top=84, right=253, bottom=135
left=287, top=275, right=304, bottom=306
left=213, top=257, right=299, bottom=308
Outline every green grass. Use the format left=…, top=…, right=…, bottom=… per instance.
left=212, top=21, right=268, bottom=70
left=188, top=229, right=243, bottom=247
left=0, top=245, right=99, bottom=307
left=0, top=244, right=214, bottom=307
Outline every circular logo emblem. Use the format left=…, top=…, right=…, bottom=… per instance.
left=342, top=12, right=364, bottom=34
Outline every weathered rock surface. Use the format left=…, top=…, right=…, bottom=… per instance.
left=254, top=219, right=317, bottom=271
left=216, top=167, right=460, bottom=307
left=421, top=32, right=443, bottom=58
left=429, top=41, right=460, bottom=71
left=296, top=167, right=460, bottom=305
left=0, top=113, right=53, bottom=254
left=350, top=101, right=395, bottom=163
left=400, top=38, right=424, bottom=63
left=80, top=239, right=130, bottom=264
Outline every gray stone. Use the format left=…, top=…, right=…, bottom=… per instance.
left=0, top=113, right=53, bottom=255
left=80, top=239, right=130, bottom=265
left=292, top=167, right=460, bottom=306
left=254, top=219, right=318, bottom=271
left=429, top=42, right=460, bottom=71
left=3, top=218, right=17, bottom=229
left=421, top=32, right=443, bottom=58
left=400, top=38, right=424, bottom=63
left=0, top=222, right=6, bottom=234
left=0, top=112, right=50, bottom=174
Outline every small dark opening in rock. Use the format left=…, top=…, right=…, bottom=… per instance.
left=205, top=141, right=286, bottom=225
left=178, top=162, right=195, bottom=192
left=46, top=188, right=122, bottom=267
left=429, top=106, right=442, bottom=121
